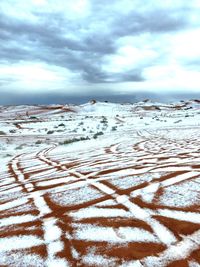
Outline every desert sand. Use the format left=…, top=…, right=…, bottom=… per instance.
left=0, top=100, right=200, bottom=266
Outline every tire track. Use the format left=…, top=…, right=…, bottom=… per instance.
left=7, top=148, right=68, bottom=267
left=1, top=125, right=200, bottom=266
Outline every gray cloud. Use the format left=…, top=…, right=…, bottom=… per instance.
left=112, top=9, right=188, bottom=37
left=0, top=0, right=200, bottom=103
left=0, top=12, right=116, bottom=83
left=0, top=2, right=192, bottom=82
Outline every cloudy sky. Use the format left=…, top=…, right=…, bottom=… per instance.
left=1, top=0, right=200, bottom=104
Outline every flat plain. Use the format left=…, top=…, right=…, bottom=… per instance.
left=0, top=100, right=200, bottom=267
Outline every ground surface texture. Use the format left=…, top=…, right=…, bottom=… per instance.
left=0, top=100, right=200, bottom=266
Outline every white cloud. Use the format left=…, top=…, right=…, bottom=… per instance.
left=0, top=0, right=91, bottom=22
left=1, top=0, right=200, bottom=100
left=143, top=63, right=200, bottom=91
left=0, top=62, right=82, bottom=93
left=102, top=34, right=158, bottom=74
left=32, top=0, right=47, bottom=5
left=42, top=0, right=91, bottom=19
left=0, top=1, right=38, bottom=22
left=170, top=29, right=200, bottom=61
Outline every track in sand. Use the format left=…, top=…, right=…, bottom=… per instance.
left=0, top=102, right=200, bottom=266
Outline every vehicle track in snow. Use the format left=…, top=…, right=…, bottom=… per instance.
left=0, top=127, right=200, bottom=266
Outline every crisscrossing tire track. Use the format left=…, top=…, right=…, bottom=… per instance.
left=1, top=127, right=200, bottom=266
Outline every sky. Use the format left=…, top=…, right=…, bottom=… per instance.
left=1, top=0, right=200, bottom=104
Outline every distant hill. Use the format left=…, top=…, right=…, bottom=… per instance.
left=1, top=91, right=200, bottom=105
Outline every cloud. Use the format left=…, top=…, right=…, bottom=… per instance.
left=0, top=0, right=200, bottom=103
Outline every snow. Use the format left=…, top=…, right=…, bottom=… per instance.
left=0, top=214, right=37, bottom=227
left=0, top=252, right=45, bottom=267
left=142, top=229, right=200, bottom=266
left=74, top=224, right=158, bottom=243
left=0, top=235, right=43, bottom=252
left=44, top=219, right=62, bottom=242
left=82, top=253, right=117, bottom=267
left=189, top=261, right=200, bottom=267
left=70, top=206, right=130, bottom=219
left=0, top=198, right=28, bottom=212
left=156, top=209, right=200, bottom=224
left=158, top=180, right=200, bottom=208
left=46, top=258, right=69, bottom=267
left=1, top=99, right=200, bottom=266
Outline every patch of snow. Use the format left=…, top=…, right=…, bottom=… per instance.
left=74, top=224, right=158, bottom=243
left=0, top=235, right=43, bottom=252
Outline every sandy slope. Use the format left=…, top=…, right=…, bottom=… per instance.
left=0, top=100, right=200, bottom=266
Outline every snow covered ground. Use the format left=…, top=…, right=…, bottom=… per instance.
left=0, top=99, right=200, bottom=266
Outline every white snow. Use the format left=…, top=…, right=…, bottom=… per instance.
left=0, top=198, right=28, bottom=212
left=74, top=224, right=158, bottom=243
left=1, top=100, right=200, bottom=266
left=0, top=214, right=37, bottom=227
left=142, top=229, right=200, bottom=266
left=0, top=235, right=43, bottom=252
